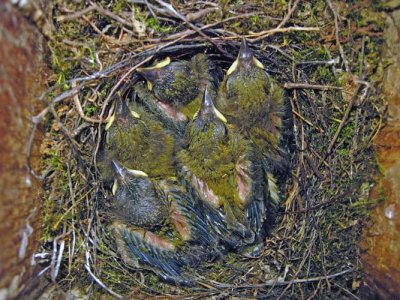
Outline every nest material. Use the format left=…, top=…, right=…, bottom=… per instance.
left=31, top=0, right=386, bottom=298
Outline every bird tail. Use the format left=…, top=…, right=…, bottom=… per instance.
left=245, top=151, right=280, bottom=242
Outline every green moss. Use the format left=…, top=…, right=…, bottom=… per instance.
left=45, top=149, right=63, bottom=170
left=243, top=15, right=271, bottom=31
left=84, top=104, right=98, bottom=116
left=146, top=17, right=175, bottom=33
left=273, top=0, right=288, bottom=13
left=113, top=0, right=126, bottom=13
left=315, top=66, right=336, bottom=83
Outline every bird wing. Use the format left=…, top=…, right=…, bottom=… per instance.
left=114, top=224, right=195, bottom=286
left=169, top=188, right=217, bottom=247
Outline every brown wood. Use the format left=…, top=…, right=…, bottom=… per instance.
left=0, top=1, right=47, bottom=298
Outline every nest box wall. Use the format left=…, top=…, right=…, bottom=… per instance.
left=361, top=8, right=400, bottom=299
left=0, top=2, right=46, bottom=298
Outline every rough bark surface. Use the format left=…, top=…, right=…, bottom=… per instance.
left=361, top=8, right=400, bottom=299
left=0, top=1, right=46, bottom=299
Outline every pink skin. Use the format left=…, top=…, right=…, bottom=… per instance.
left=157, top=101, right=187, bottom=121
left=188, top=168, right=251, bottom=208
left=190, top=162, right=252, bottom=208
left=191, top=174, right=221, bottom=208
left=235, top=161, right=252, bottom=205
left=134, top=229, right=176, bottom=250
left=170, top=203, right=191, bottom=241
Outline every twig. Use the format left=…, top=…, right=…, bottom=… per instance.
left=284, top=179, right=363, bottom=214
left=285, top=61, right=306, bottom=213
left=325, top=84, right=363, bottom=156
left=277, top=231, right=318, bottom=299
left=90, top=2, right=133, bottom=28
left=186, top=7, right=220, bottom=22
left=284, top=83, right=342, bottom=91
left=82, top=15, right=125, bottom=45
left=326, top=0, right=350, bottom=72
left=85, top=251, right=123, bottom=299
left=266, top=45, right=297, bottom=62
left=57, top=6, right=95, bottom=22
left=359, top=34, right=366, bottom=77
left=26, top=83, right=86, bottom=180
left=292, top=109, right=325, bottom=133
left=145, top=13, right=254, bottom=44
left=208, top=268, right=353, bottom=289
left=144, top=0, right=158, bottom=20
left=249, top=26, right=320, bottom=42
left=296, top=57, right=340, bottom=65
left=277, top=0, right=300, bottom=29
left=71, top=81, right=111, bottom=124
left=154, top=0, right=231, bottom=57
left=305, top=154, right=324, bottom=179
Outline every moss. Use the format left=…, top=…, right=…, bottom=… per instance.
left=146, top=17, right=175, bottom=34
left=84, top=104, right=98, bottom=116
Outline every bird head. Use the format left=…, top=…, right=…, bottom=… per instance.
left=111, top=159, right=149, bottom=195
left=110, top=160, right=170, bottom=229
left=188, top=88, right=228, bottom=145
left=105, top=94, right=140, bottom=130
left=226, top=38, right=264, bottom=75
left=137, top=57, right=171, bottom=91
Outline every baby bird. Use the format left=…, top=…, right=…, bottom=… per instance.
left=99, top=93, right=177, bottom=183
left=178, top=89, right=275, bottom=249
left=110, top=159, right=168, bottom=228
left=110, top=160, right=220, bottom=285
left=216, top=39, right=288, bottom=177
left=136, top=54, right=222, bottom=122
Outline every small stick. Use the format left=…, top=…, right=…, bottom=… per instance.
left=296, top=57, right=340, bottom=65
left=186, top=7, right=219, bottom=22
left=249, top=26, right=320, bottom=42
left=277, top=0, right=301, bottom=29
left=154, top=0, right=231, bottom=57
left=325, top=84, right=363, bottom=156
left=305, top=154, right=324, bottom=179
left=285, top=179, right=363, bottom=214
left=292, top=110, right=325, bottom=133
left=71, top=81, right=111, bottom=124
left=284, top=83, right=342, bottom=91
left=85, top=251, right=123, bottom=299
left=57, top=6, right=95, bottom=22
left=206, top=266, right=353, bottom=289
left=326, top=0, right=350, bottom=72
left=90, top=2, right=133, bottom=28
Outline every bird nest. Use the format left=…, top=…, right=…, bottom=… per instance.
left=31, top=0, right=386, bottom=298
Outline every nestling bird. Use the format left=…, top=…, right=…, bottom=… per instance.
left=178, top=88, right=275, bottom=248
left=109, top=160, right=220, bottom=285
left=110, top=159, right=169, bottom=228
left=216, top=39, right=289, bottom=178
left=136, top=54, right=222, bottom=122
left=99, top=93, right=178, bottom=183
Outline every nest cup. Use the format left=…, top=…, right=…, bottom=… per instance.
left=97, top=41, right=296, bottom=291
